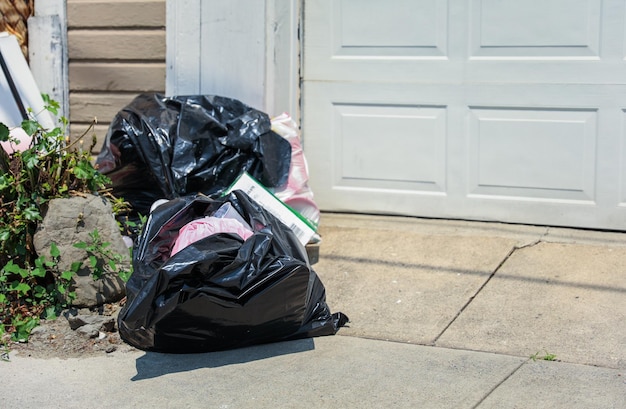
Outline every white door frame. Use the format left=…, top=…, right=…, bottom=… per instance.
left=28, top=0, right=69, bottom=120
left=166, top=0, right=301, bottom=118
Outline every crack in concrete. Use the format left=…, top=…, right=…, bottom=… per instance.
left=471, top=359, right=528, bottom=408
left=431, top=230, right=547, bottom=345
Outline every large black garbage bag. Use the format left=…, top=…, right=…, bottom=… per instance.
left=118, top=190, right=348, bottom=353
left=96, top=93, right=291, bottom=215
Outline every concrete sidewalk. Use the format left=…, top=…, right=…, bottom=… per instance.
left=3, top=213, right=626, bottom=408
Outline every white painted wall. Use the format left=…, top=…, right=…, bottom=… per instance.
left=166, top=0, right=300, bottom=117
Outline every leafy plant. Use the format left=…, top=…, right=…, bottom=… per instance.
left=117, top=212, right=147, bottom=242
left=74, top=228, right=132, bottom=282
left=0, top=96, right=115, bottom=347
left=0, top=243, right=78, bottom=345
left=530, top=350, right=558, bottom=361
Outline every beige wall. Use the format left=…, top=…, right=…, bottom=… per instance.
left=67, top=0, right=165, bottom=153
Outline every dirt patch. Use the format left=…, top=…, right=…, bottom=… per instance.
left=4, top=301, right=137, bottom=360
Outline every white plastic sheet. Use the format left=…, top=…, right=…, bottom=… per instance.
left=0, top=33, right=53, bottom=129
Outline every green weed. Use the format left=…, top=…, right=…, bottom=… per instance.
left=530, top=350, right=558, bottom=361
left=0, top=96, right=131, bottom=349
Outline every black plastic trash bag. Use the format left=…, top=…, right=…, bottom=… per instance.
left=118, top=190, right=348, bottom=353
left=96, top=93, right=292, bottom=215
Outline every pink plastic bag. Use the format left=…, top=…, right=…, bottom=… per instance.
left=0, top=127, right=32, bottom=154
left=270, top=113, right=320, bottom=225
left=170, top=216, right=253, bottom=256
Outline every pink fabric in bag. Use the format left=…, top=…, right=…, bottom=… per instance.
left=170, top=216, right=254, bottom=256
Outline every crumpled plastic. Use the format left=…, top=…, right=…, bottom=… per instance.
left=170, top=216, right=253, bottom=256
left=270, top=113, right=320, bottom=226
left=95, top=93, right=292, bottom=215
left=118, top=190, right=348, bottom=353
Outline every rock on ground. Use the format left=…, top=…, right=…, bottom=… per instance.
left=7, top=302, right=136, bottom=360
left=33, top=194, right=130, bottom=307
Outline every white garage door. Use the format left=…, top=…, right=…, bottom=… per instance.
left=302, top=0, right=626, bottom=230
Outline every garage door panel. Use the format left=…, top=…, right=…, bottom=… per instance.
left=471, top=0, right=601, bottom=57
left=303, top=0, right=626, bottom=230
left=334, top=0, right=447, bottom=58
left=468, top=107, right=597, bottom=202
left=305, top=0, right=457, bottom=83
left=333, top=103, right=447, bottom=192
left=307, top=0, right=624, bottom=84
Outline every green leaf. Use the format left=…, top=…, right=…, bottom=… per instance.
left=12, top=316, right=39, bottom=342
left=89, top=229, right=100, bottom=241
left=33, top=285, right=46, bottom=298
left=23, top=152, right=39, bottom=169
left=0, top=293, right=6, bottom=304
left=2, top=261, right=23, bottom=275
left=0, top=228, right=10, bottom=242
left=31, top=266, right=47, bottom=278
left=20, top=120, right=39, bottom=136
left=10, top=281, right=31, bottom=295
left=108, top=260, right=117, bottom=271
left=43, top=306, right=58, bottom=320
left=46, top=105, right=58, bottom=116
left=60, top=270, right=74, bottom=281
left=73, top=242, right=87, bottom=250
left=23, top=206, right=42, bottom=221
left=40, top=182, right=52, bottom=192
left=70, top=261, right=82, bottom=273
left=89, top=255, right=97, bottom=268
left=0, top=175, right=11, bottom=191
left=47, top=127, right=62, bottom=138
left=42, top=94, right=60, bottom=115
left=118, top=269, right=132, bottom=282
left=50, top=242, right=60, bottom=258
left=73, top=163, right=92, bottom=179
left=0, top=123, right=9, bottom=142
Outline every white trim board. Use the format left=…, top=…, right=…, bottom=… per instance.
left=166, top=0, right=301, bottom=118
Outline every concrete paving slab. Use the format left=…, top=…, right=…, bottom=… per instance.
left=314, top=221, right=517, bottom=344
left=2, top=336, right=525, bottom=409
left=4, top=213, right=624, bottom=408
left=477, top=360, right=626, bottom=409
left=436, top=242, right=626, bottom=369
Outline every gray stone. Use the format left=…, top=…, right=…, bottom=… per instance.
left=33, top=195, right=129, bottom=307
left=29, top=326, right=48, bottom=336
left=76, top=324, right=99, bottom=339
left=67, top=314, right=115, bottom=332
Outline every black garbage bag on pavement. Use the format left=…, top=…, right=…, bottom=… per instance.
left=96, top=93, right=292, bottom=215
left=118, top=190, right=348, bottom=353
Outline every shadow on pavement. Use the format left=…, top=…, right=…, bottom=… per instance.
left=131, top=338, right=315, bottom=381
left=324, top=254, right=626, bottom=294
